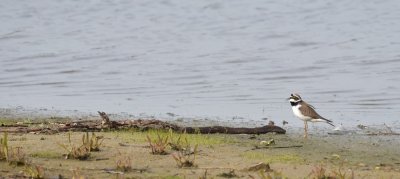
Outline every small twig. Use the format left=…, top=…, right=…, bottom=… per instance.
left=366, top=132, right=400, bottom=136
left=197, top=167, right=237, bottom=170
left=95, top=158, right=109, bottom=161
left=103, top=170, right=124, bottom=175
left=250, top=145, right=303, bottom=151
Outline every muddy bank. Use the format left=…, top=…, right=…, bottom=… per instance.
left=1, top=110, right=400, bottom=178
left=1, top=130, right=399, bottom=178
left=0, top=107, right=271, bottom=128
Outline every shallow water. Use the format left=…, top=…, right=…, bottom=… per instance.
left=1, top=0, right=400, bottom=129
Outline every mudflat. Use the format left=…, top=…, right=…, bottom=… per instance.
left=1, top=124, right=399, bottom=178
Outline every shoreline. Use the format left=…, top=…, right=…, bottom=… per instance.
left=2, top=107, right=400, bottom=134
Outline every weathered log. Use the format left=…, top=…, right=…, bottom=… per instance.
left=0, top=112, right=286, bottom=134
left=96, top=112, right=286, bottom=134
left=181, top=125, right=286, bottom=134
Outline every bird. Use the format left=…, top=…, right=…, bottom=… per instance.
left=288, top=93, right=334, bottom=138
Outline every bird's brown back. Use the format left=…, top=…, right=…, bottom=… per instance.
left=299, top=101, right=326, bottom=120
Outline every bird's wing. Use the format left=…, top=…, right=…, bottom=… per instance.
left=300, top=102, right=331, bottom=122
left=300, top=102, right=334, bottom=126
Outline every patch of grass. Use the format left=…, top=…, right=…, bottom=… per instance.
left=71, top=168, right=87, bottom=179
left=328, top=157, right=354, bottom=179
left=116, top=158, right=132, bottom=172
left=176, top=133, right=236, bottom=146
left=1, top=132, right=29, bottom=166
left=82, top=132, right=104, bottom=152
left=168, top=129, right=185, bottom=151
left=8, top=146, right=28, bottom=166
left=308, top=164, right=329, bottom=179
left=163, top=176, right=181, bottom=179
left=171, top=136, right=198, bottom=168
left=331, top=168, right=354, bottom=179
left=241, top=152, right=304, bottom=163
left=8, top=136, right=27, bottom=141
left=147, top=133, right=169, bottom=155
left=57, top=132, right=91, bottom=160
left=0, top=117, right=72, bottom=126
left=24, top=164, right=45, bottom=179
left=0, top=118, right=17, bottom=125
left=199, top=169, right=208, bottom=179
left=30, top=151, right=61, bottom=159
left=112, top=129, right=237, bottom=147
left=308, top=157, right=355, bottom=179
left=116, top=154, right=132, bottom=172
left=0, top=132, right=8, bottom=161
left=308, top=164, right=353, bottom=179
left=258, top=170, right=287, bottom=179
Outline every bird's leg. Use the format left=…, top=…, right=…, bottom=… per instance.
left=304, top=121, right=308, bottom=139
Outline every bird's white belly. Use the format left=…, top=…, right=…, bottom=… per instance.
left=292, top=105, right=312, bottom=121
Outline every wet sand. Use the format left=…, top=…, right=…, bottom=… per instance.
left=1, top=122, right=399, bottom=178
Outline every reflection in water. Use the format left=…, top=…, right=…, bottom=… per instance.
left=1, top=0, right=400, bottom=129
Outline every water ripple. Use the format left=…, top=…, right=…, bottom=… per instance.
left=1, top=0, right=400, bottom=127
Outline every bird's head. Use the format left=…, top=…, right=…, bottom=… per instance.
left=288, top=93, right=302, bottom=103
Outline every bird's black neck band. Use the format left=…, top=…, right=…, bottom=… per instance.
left=290, top=101, right=301, bottom=106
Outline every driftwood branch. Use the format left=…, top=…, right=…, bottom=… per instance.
left=0, top=111, right=286, bottom=134
left=181, top=125, right=285, bottom=134
left=250, top=145, right=303, bottom=151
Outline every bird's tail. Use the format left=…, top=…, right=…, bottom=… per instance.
left=323, top=118, right=335, bottom=127
left=326, top=120, right=335, bottom=127
left=313, top=118, right=335, bottom=127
